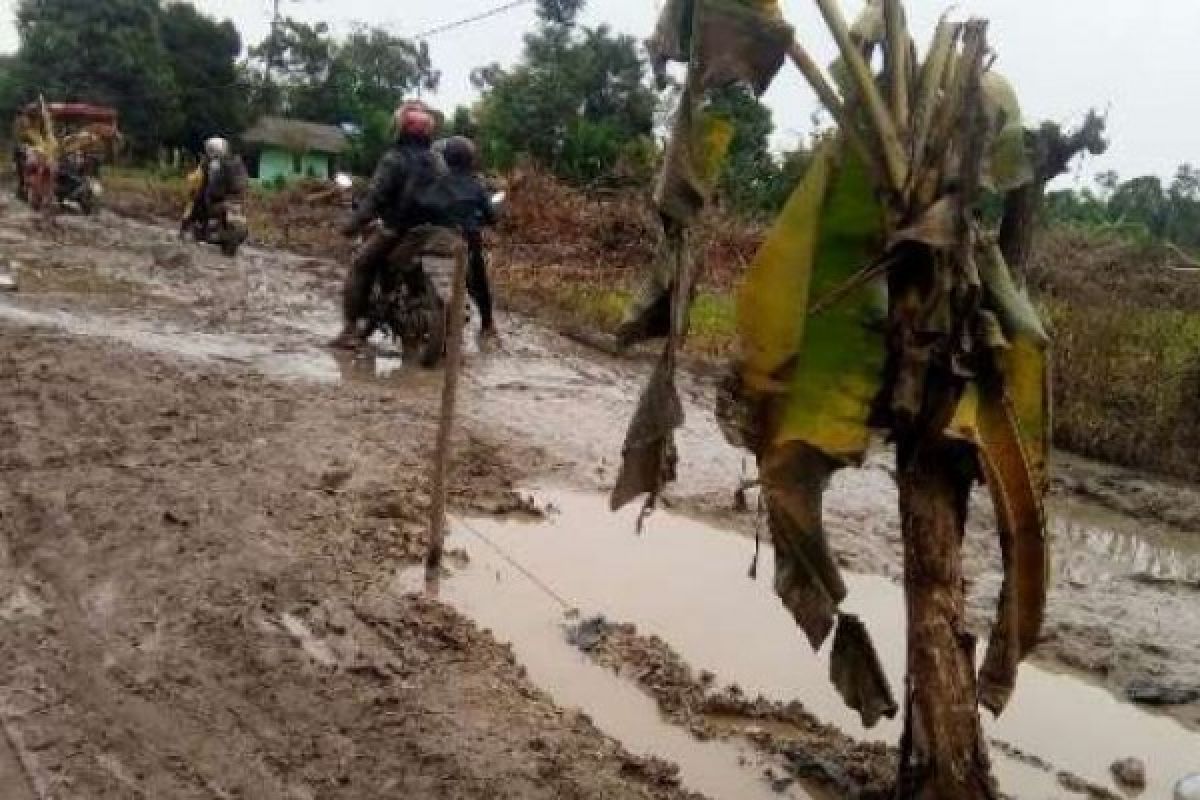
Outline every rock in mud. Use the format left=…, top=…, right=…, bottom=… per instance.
left=1177, top=773, right=1200, bottom=800
left=565, top=615, right=610, bottom=652
left=1110, top=757, right=1147, bottom=790
left=1125, top=680, right=1200, bottom=707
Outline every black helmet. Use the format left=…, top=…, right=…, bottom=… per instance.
left=441, top=135, right=477, bottom=171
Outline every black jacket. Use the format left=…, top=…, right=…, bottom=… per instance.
left=345, top=135, right=439, bottom=236
left=427, top=171, right=496, bottom=233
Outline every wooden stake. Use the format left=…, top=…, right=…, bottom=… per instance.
left=426, top=238, right=469, bottom=580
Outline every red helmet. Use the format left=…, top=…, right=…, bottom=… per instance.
left=394, top=102, right=436, bottom=139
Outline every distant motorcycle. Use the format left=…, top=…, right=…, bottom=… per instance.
left=186, top=200, right=249, bottom=258
left=182, top=164, right=249, bottom=257
left=54, top=156, right=102, bottom=215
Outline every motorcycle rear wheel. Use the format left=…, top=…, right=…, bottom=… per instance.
left=416, top=303, right=446, bottom=369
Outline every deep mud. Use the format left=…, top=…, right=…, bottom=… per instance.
left=0, top=198, right=1198, bottom=798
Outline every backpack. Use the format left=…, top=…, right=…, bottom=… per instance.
left=216, top=155, right=249, bottom=197
left=410, top=170, right=483, bottom=230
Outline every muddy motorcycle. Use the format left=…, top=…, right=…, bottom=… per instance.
left=185, top=200, right=249, bottom=258
left=362, top=229, right=460, bottom=369
left=54, top=162, right=102, bottom=215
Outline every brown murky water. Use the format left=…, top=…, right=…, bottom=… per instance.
left=1052, top=497, right=1200, bottom=587
left=411, top=489, right=1199, bottom=800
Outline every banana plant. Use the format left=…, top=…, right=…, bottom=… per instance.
left=615, top=1, right=1054, bottom=796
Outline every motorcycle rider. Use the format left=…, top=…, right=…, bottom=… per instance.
left=330, top=101, right=441, bottom=350
left=182, top=136, right=237, bottom=238
left=437, top=136, right=499, bottom=339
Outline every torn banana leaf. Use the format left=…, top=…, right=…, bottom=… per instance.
left=738, top=142, right=835, bottom=391
left=831, top=613, right=898, bottom=727
left=627, top=0, right=792, bottom=345
left=760, top=443, right=845, bottom=648
left=979, top=241, right=1051, bottom=488
left=947, top=378, right=1048, bottom=716
left=649, top=0, right=793, bottom=95
left=611, top=354, right=685, bottom=511
left=945, top=244, right=1050, bottom=715
left=773, top=144, right=888, bottom=463
left=738, top=140, right=896, bottom=726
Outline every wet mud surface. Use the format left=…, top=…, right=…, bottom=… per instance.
left=0, top=198, right=1198, bottom=797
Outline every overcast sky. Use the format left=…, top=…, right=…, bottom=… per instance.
left=2, top=0, right=1196, bottom=184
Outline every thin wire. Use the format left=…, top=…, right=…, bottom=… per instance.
left=412, top=0, right=535, bottom=41
left=447, top=513, right=575, bottom=611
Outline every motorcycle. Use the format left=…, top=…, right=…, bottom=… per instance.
left=54, top=159, right=103, bottom=215
left=343, top=177, right=505, bottom=369
left=187, top=200, right=249, bottom=258
left=182, top=162, right=250, bottom=257
left=362, top=227, right=459, bottom=369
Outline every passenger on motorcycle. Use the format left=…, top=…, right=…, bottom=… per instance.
left=182, top=137, right=244, bottom=238
left=436, top=136, right=500, bottom=339
left=331, top=102, right=442, bottom=351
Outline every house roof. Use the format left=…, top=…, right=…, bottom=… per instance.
left=242, top=116, right=349, bottom=154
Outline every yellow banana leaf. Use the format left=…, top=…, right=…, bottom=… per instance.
left=979, top=241, right=1051, bottom=488
left=948, top=377, right=1048, bottom=716
left=945, top=244, right=1049, bottom=715
left=774, top=145, right=888, bottom=463
left=738, top=141, right=835, bottom=390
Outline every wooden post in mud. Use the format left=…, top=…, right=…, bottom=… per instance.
left=426, top=239, right=469, bottom=580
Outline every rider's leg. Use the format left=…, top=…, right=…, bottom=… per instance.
left=465, top=229, right=496, bottom=333
left=333, top=230, right=395, bottom=348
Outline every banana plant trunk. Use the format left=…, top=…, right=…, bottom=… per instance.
left=895, top=438, right=999, bottom=800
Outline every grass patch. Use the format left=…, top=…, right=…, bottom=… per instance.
left=1047, top=299, right=1200, bottom=480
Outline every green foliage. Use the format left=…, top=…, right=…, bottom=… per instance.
left=1047, top=298, right=1200, bottom=480
left=247, top=20, right=437, bottom=128
left=8, top=0, right=184, bottom=154
left=706, top=84, right=812, bottom=217
left=159, top=3, right=245, bottom=152
left=346, top=107, right=395, bottom=176
left=448, top=106, right=478, bottom=139
left=475, top=1, right=657, bottom=186
left=1044, top=165, right=1200, bottom=253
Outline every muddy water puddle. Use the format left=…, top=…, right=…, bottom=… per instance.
left=1052, top=496, right=1200, bottom=587
left=406, top=489, right=1199, bottom=800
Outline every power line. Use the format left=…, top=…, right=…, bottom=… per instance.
left=412, top=0, right=535, bottom=41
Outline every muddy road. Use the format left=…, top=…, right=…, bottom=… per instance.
left=0, top=199, right=1198, bottom=798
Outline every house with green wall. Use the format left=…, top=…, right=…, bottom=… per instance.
left=241, top=116, right=349, bottom=185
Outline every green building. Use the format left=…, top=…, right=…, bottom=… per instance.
left=241, top=116, right=349, bottom=185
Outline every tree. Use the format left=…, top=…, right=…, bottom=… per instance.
left=706, top=84, right=811, bottom=216
left=475, top=0, right=657, bottom=185
left=247, top=20, right=437, bottom=128
left=9, top=0, right=183, bottom=154
left=159, top=3, right=245, bottom=152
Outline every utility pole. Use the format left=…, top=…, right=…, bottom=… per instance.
left=268, top=0, right=281, bottom=81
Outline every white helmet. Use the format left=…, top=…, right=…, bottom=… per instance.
left=204, top=137, right=230, bottom=159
